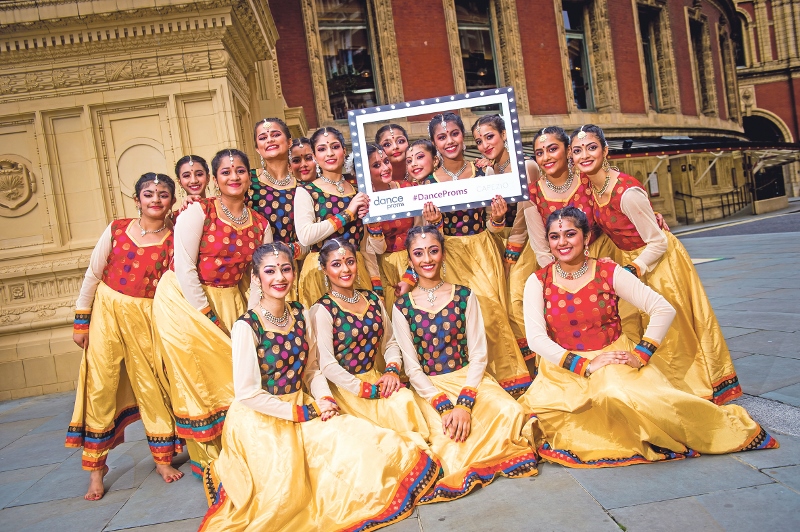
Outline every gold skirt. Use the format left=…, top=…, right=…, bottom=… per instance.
left=329, top=368, right=429, bottom=449
left=518, top=335, right=778, bottom=468
left=507, top=243, right=539, bottom=365
left=298, top=251, right=373, bottom=309
left=444, top=231, right=531, bottom=396
left=413, top=366, right=538, bottom=504
left=66, top=283, right=179, bottom=469
left=200, top=394, right=439, bottom=531
left=378, top=249, right=409, bottom=312
left=153, top=271, right=243, bottom=474
left=618, top=232, right=740, bottom=404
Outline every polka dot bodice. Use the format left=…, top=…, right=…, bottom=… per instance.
left=529, top=174, right=599, bottom=243
left=103, top=219, right=172, bottom=299
left=318, top=290, right=383, bottom=375
left=247, top=170, right=297, bottom=245
left=197, top=198, right=269, bottom=288
left=423, top=166, right=486, bottom=237
left=304, top=181, right=364, bottom=252
left=239, top=302, right=308, bottom=395
left=592, top=173, right=647, bottom=251
left=536, top=258, right=621, bottom=352
left=395, top=285, right=471, bottom=376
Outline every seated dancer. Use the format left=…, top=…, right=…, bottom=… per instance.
left=200, top=243, right=438, bottom=531
left=153, top=149, right=272, bottom=477
left=393, top=226, right=538, bottom=504
left=294, top=126, right=385, bottom=308
left=67, top=173, right=183, bottom=500
left=571, top=124, right=740, bottom=404
left=518, top=207, right=778, bottom=467
left=417, top=113, right=531, bottom=396
left=311, top=238, right=429, bottom=446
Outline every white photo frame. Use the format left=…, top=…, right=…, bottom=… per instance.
left=347, top=87, right=529, bottom=223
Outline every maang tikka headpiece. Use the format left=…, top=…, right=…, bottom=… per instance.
left=441, top=115, right=448, bottom=133
left=153, top=173, right=160, bottom=185
left=337, top=241, right=346, bottom=256
left=538, top=129, right=547, bottom=144
left=188, top=155, right=194, bottom=167
left=228, top=150, right=235, bottom=165
left=272, top=244, right=279, bottom=257
left=323, top=128, right=329, bottom=137
left=577, top=125, right=587, bottom=140
left=558, top=210, right=564, bottom=229
left=388, top=126, right=395, bottom=139
left=263, top=118, right=272, bottom=130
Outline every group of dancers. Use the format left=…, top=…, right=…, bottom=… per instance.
left=66, top=112, right=779, bottom=531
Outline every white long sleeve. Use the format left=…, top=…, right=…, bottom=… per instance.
left=75, top=223, right=113, bottom=311
left=618, top=187, right=668, bottom=274
left=392, top=291, right=486, bottom=402
left=233, top=312, right=333, bottom=421
left=312, top=298, right=402, bottom=396
left=523, top=263, right=676, bottom=365
left=294, top=186, right=338, bottom=247
left=173, top=202, right=209, bottom=311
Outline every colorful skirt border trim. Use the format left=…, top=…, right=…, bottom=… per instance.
left=65, top=405, right=141, bottom=470
left=711, top=373, right=742, bottom=405
left=538, top=442, right=700, bottom=469
left=418, top=451, right=538, bottom=504
left=175, top=406, right=227, bottom=442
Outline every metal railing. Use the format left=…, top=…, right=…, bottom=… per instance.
left=674, top=191, right=705, bottom=224
left=720, top=186, right=751, bottom=218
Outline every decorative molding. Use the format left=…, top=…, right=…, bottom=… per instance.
left=739, top=83, right=756, bottom=116
left=0, top=254, right=90, bottom=276
left=370, top=0, right=405, bottom=105
left=752, top=0, right=773, bottom=62
left=494, top=0, right=529, bottom=113
left=0, top=158, right=37, bottom=217
left=300, top=0, right=334, bottom=125
left=442, top=0, right=467, bottom=95
left=687, top=7, right=719, bottom=117
left=586, top=0, right=621, bottom=113
left=634, top=0, right=681, bottom=114
left=717, top=23, right=741, bottom=123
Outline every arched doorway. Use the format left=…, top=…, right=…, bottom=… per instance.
left=743, top=115, right=787, bottom=200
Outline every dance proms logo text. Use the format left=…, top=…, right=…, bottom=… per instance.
left=373, top=194, right=406, bottom=209
left=412, top=188, right=468, bottom=202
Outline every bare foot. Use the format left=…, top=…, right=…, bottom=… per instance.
left=155, top=463, right=184, bottom=483
left=84, top=465, right=109, bottom=501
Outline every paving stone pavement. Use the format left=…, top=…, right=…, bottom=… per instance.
left=1, top=228, right=800, bottom=531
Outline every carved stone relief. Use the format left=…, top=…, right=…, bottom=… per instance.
left=0, top=159, right=38, bottom=217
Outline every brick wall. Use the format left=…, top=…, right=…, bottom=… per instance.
left=755, top=80, right=800, bottom=141
left=274, top=0, right=319, bottom=128
left=390, top=0, right=456, bottom=101
left=516, top=0, right=569, bottom=115
left=608, top=0, right=646, bottom=114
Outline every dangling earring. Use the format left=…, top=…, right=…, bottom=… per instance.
left=316, top=164, right=322, bottom=178
left=411, top=269, right=419, bottom=283
left=602, top=158, right=611, bottom=174
left=256, top=282, right=263, bottom=299
left=323, top=275, right=329, bottom=289
left=567, top=157, right=575, bottom=179
left=215, top=185, right=221, bottom=197
left=355, top=272, right=361, bottom=285
left=259, top=154, right=266, bottom=170
left=442, top=262, right=447, bottom=278
left=584, top=248, right=589, bottom=258
left=137, top=205, right=142, bottom=217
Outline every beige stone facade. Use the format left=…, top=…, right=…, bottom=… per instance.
left=0, top=0, right=289, bottom=400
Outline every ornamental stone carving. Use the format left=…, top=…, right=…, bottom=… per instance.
left=0, top=159, right=37, bottom=216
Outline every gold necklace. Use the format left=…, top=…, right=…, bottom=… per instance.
left=137, top=219, right=167, bottom=237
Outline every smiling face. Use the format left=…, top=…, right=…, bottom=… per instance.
left=290, top=144, right=315, bottom=182
left=323, top=248, right=358, bottom=291
left=533, top=134, right=569, bottom=178
left=214, top=156, right=251, bottom=199
left=177, top=162, right=209, bottom=197
left=136, top=182, right=175, bottom=221
left=377, top=130, right=409, bottom=165
left=570, top=133, right=608, bottom=175
left=255, top=123, right=290, bottom=162
left=473, top=124, right=506, bottom=161
left=408, top=234, right=444, bottom=281
left=313, top=137, right=346, bottom=173
left=547, top=218, right=589, bottom=264
left=254, top=251, right=295, bottom=300
left=431, top=122, right=465, bottom=161
left=406, top=145, right=437, bottom=180
left=368, top=149, right=393, bottom=187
